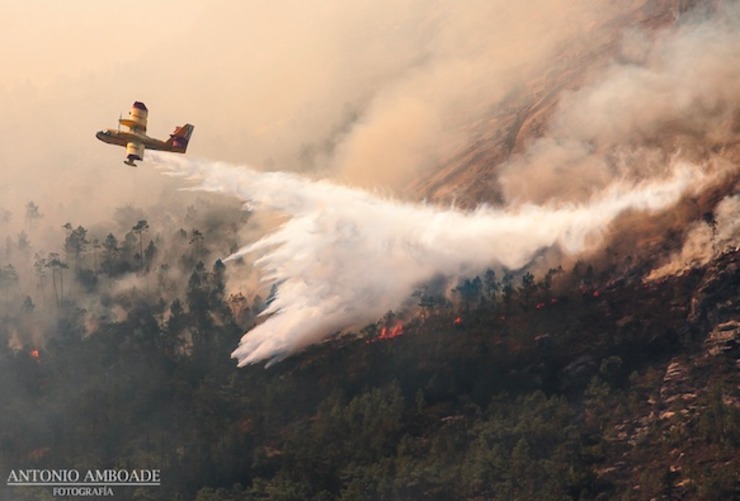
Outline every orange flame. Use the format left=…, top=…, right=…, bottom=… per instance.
left=30, top=349, right=39, bottom=359
left=453, top=316, right=463, bottom=325
left=378, top=322, right=404, bottom=340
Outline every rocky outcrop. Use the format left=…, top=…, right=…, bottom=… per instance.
left=597, top=249, right=739, bottom=498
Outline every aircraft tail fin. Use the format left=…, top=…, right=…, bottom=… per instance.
left=167, top=124, right=194, bottom=152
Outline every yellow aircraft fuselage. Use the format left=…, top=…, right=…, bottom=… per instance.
left=96, top=129, right=180, bottom=151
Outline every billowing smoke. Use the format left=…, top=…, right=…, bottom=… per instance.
left=153, top=153, right=711, bottom=366
left=146, top=3, right=740, bottom=366
left=498, top=3, right=740, bottom=205
left=647, top=193, right=740, bottom=280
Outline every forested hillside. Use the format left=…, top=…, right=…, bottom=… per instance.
left=0, top=203, right=737, bottom=500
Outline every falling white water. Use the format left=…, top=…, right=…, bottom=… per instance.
left=151, top=152, right=707, bottom=366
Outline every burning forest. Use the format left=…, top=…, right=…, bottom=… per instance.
left=1, top=1, right=739, bottom=499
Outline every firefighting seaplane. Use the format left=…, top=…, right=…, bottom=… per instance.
left=96, top=101, right=194, bottom=166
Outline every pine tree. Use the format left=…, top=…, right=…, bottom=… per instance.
left=132, top=220, right=150, bottom=272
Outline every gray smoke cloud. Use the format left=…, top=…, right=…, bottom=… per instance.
left=498, top=3, right=740, bottom=204
left=647, top=193, right=740, bottom=280
left=150, top=3, right=740, bottom=366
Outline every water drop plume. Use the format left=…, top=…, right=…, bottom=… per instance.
left=153, top=153, right=704, bottom=366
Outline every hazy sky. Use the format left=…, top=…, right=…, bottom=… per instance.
left=1, top=1, right=203, bottom=230
left=0, top=0, right=622, bottom=235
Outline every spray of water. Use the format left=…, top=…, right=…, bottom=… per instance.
left=152, top=152, right=708, bottom=366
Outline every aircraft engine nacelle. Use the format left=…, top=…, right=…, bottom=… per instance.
left=126, top=141, right=144, bottom=161
left=119, top=101, right=149, bottom=132
left=129, top=101, right=148, bottom=128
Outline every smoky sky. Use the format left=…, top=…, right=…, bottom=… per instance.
left=3, top=1, right=738, bottom=365
left=1, top=0, right=628, bottom=237
left=498, top=3, right=740, bottom=204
